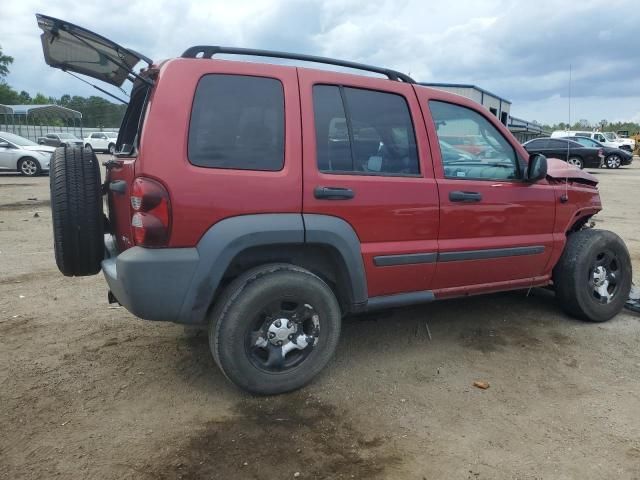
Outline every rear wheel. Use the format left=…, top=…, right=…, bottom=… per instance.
left=50, top=146, right=104, bottom=276
left=605, top=154, right=622, bottom=169
left=567, top=157, right=583, bottom=169
left=18, top=157, right=41, bottom=176
left=209, top=264, right=341, bottom=395
left=553, top=229, right=632, bottom=322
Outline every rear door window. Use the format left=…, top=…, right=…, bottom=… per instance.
left=312, top=85, right=419, bottom=176
left=188, top=74, right=285, bottom=171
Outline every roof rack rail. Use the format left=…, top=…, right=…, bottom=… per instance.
left=181, top=46, right=415, bottom=83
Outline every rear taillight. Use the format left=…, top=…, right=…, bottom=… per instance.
left=130, top=177, right=171, bottom=247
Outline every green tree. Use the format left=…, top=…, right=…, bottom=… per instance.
left=0, top=45, right=13, bottom=80
left=18, top=90, right=31, bottom=103
left=0, top=82, right=20, bottom=104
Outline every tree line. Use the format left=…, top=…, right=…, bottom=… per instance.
left=534, top=119, right=640, bottom=136
left=0, top=44, right=126, bottom=128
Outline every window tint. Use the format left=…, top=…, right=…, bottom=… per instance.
left=548, top=139, right=569, bottom=148
left=188, top=75, right=284, bottom=171
left=525, top=139, right=547, bottom=149
left=313, top=85, right=419, bottom=175
left=594, top=133, right=606, bottom=142
left=572, top=137, right=593, bottom=147
left=429, top=101, right=519, bottom=181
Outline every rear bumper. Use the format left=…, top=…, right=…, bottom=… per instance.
left=102, top=236, right=199, bottom=323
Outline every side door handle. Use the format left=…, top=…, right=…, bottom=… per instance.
left=314, top=186, right=355, bottom=200
left=449, top=190, right=482, bottom=202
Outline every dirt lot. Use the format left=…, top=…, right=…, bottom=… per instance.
left=1, top=156, right=639, bottom=479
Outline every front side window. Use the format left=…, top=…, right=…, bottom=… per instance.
left=313, top=85, right=419, bottom=176
left=188, top=74, right=284, bottom=171
left=429, top=101, right=519, bottom=181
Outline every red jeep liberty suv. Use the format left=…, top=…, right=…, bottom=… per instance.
left=38, top=14, right=632, bottom=394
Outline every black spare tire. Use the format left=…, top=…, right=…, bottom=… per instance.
left=50, top=146, right=104, bottom=276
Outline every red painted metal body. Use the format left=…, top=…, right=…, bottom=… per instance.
left=106, top=58, right=602, bottom=300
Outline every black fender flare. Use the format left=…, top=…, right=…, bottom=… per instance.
left=303, top=214, right=367, bottom=309
left=179, top=213, right=367, bottom=324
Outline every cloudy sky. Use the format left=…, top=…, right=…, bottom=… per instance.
left=2, top=0, right=639, bottom=124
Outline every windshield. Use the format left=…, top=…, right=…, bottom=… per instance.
left=0, top=132, right=39, bottom=146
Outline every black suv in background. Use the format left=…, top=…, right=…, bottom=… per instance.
left=522, top=137, right=603, bottom=169
left=559, top=136, right=633, bottom=169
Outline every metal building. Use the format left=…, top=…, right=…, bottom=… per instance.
left=419, top=83, right=511, bottom=126
left=0, top=104, right=84, bottom=142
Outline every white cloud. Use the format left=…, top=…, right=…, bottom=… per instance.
left=2, top=0, right=640, bottom=123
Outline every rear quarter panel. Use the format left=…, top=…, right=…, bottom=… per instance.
left=136, top=58, right=303, bottom=247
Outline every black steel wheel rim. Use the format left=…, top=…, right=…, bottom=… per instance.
left=244, top=297, right=321, bottom=373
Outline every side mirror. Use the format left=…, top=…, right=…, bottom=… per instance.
left=526, top=153, right=547, bottom=182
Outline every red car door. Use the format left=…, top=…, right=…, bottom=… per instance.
left=299, top=70, right=439, bottom=298
left=415, top=88, right=557, bottom=294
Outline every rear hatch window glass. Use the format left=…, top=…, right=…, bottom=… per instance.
left=188, top=74, right=285, bottom=171
left=117, top=81, right=151, bottom=155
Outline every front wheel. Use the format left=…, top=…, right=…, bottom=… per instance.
left=209, top=264, right=341, bottom=395
left=553, top=229, right=632, bottom=322
left=18, top=157, right=41, bottom=176
left=605, top=154, right=622, bottom=169
left=567, top=157, right=583, bottom=169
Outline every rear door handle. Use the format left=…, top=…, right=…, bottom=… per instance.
left=449, top=190, right=482, bottom=202
left=314, top=186, right=355, bottom=200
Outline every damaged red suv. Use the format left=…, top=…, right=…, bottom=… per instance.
left=38, top=14, right=632, bottom=395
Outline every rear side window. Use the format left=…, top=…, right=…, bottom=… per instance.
left=188, top=75, right=284, bottom=171
left=313, top=85, right=419, bottom=176
left=525, top=139, right=547, bottom=149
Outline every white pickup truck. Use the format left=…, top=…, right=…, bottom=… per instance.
left=551, top=130, right=635, bottom=152
left=83, top=131, right=118, bottom=154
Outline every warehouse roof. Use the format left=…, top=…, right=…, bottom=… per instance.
left=0, top=104, right=82, bottom=119
left=419, top=82, right=512, bottom=105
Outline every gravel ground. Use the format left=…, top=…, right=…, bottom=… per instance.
left=1, top=156, right=639, bottom=479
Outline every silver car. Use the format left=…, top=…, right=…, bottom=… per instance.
left=0, top=132, right=55, bottom=176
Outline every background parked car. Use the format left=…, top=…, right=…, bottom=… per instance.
left=550, top=130, right=632, bottom=152
left=603, top=131, right=635, bottom=151
left=559, top=136, right=632, bottom=169
left=37, top=132, right=83, bottom=147
left=83, top=131, right=118, bottom=154
left=439, top=134, right=491, bottom=157
left=0, top=131, right=55, bottom=176
left=523, top=137, right=604, bottom=169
